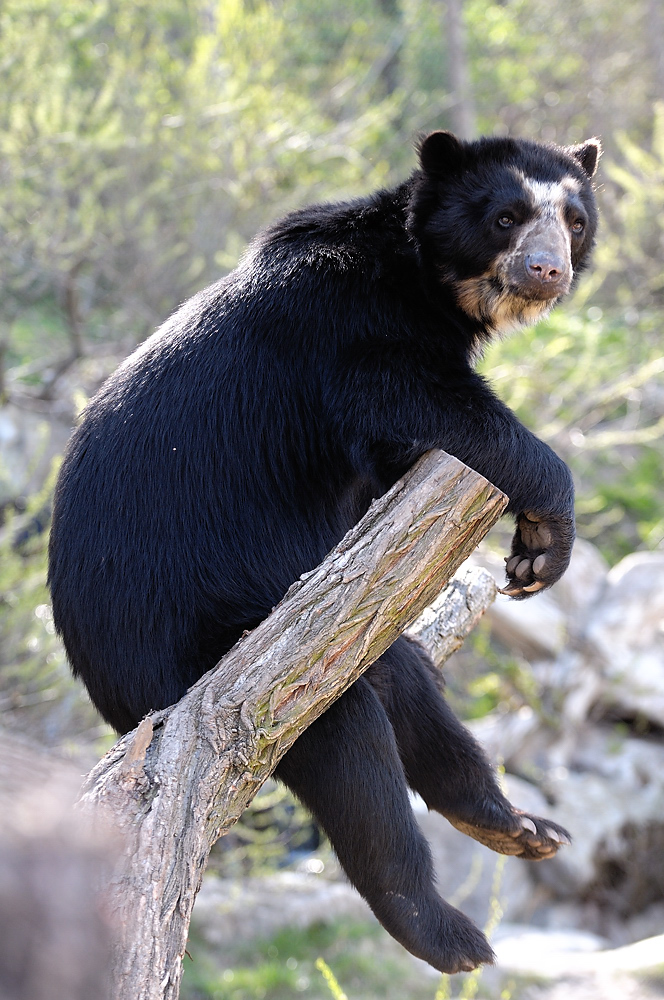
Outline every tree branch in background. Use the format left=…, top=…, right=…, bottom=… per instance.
left=79, top=449, right=507, bottom=1000
left=443, top=0, right=477, bottom=140
left=649, top=0, right=664, bottom=109
left=375, top=0, right=403, bottom=97
left=0, top=338, right=7, bottom=406
left=408, top=562, right=497, bottom=667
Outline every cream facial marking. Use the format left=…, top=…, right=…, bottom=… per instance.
left=501, top=173, right=580, bottom=291
left=452, top=173, right=583, bottom=336
left=501, top=174, right=581, bottom=274
left=514, top=172, right=582, bottom=231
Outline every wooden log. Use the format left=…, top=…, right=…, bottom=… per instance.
left=408, top=563, right=498, bottom=666
left=79, top=449, right=508, bottom=1000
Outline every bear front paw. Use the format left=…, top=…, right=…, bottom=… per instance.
left=500, top=510, right=575, bottom=599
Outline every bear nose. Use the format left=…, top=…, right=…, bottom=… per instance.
left=525, top=253, right=566, bottom=284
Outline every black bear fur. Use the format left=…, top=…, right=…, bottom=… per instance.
left=49, top=132, right=600, bottom=974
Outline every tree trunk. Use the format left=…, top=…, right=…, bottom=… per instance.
left=444, top=0, right=476, bottom=140
left=375, top=0, right=403, bottom=97
left=80, top=449, right=507, bottom=1000
left=649, top=0, right=664, bottom=111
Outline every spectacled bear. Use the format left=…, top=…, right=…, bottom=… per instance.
left=48, top=131, right=600, bottom=974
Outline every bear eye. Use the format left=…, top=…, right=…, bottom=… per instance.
left=571, top=219, right=585, bottom=234
left=497, top=215, right=514, bottom=228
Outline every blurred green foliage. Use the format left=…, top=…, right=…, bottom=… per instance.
left=449, top=621, right=541, bottom=721
left=0, top=466, right=108, bottom=753
left=483, top=303, right=664, bottom=559
left=180, top=920, right=442, bottom=999
left=211, top=779, right=318, bottom=877
left=0, top=0, right=399, bottom=365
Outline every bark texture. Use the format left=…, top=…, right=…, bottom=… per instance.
left=408, top=563, right=497, bottom=666
left=79, top=449, right=507, bottom=1000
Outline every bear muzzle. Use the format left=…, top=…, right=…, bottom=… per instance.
left=524, top=251, right=567, bottom=291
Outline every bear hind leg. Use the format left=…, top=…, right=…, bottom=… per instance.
left=367, top=637, right=571, bottom=861
left=274, top=677, right=494, bottom=974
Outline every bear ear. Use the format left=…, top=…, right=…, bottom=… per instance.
left=568, top=137, right=602, bottom=178
left=417, top=130, right=467, bottom=177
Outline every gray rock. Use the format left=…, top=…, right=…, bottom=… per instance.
left=492, top=924, right=664, bottom=978
left=530, top=730, right=664, bottom=897
left=468, top=705, right=549, bottom=772
left=492, top=923, right=609, bottom=975
left=192, top=870, right=373, bottom=949
left=585, top=552, right=664, bottom=727
left=550, top=538, right=609, bottom=639
left=620, top=902, right=664, bottom=946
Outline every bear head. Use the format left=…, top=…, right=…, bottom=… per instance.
left=408, top=130, right=601, bottom=336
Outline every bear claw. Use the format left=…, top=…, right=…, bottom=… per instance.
left=448, top=809, right=572, bottom=862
